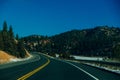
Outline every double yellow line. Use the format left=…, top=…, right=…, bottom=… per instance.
left=17, top=59, right=50, bottom=80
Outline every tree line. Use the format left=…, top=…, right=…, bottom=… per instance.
left=0, top=21, right=27, bottom=58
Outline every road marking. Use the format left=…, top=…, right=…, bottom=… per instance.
left=65, top=61, right=99, bottom=80
left=17, top=59, right=50, bottom=80
left=51, top=57, right=99, bottom=80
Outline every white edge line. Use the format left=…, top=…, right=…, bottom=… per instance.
left=41, top=53, right=99, bottom=80
left=53, top=58, right=99, bottom=80
left=65, top=61, right=99, bottom=80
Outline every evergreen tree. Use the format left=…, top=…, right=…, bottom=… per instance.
left=113, top=44, right=120, bottom=60
left=17, top=40, right=26, bottom=58
left=0, top=31, right=4, bottom=50
left=7, top=25, right=17, bottom=55
left=3, top=21, right=8, bottom=32
left=16, top=34, right=19, bottom=40
left=2, top=21, right=9, bottom=51
left=9, top=25, right=14, bottom=39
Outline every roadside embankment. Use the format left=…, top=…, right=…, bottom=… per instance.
left=0, top=52, right=40, bottom=69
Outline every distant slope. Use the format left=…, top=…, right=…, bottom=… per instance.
left=22, top=26, right=120, bottom=60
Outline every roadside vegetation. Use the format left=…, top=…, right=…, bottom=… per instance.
left=0, top=21, right=27, bottom=58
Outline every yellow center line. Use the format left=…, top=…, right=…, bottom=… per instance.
left=17, top=59, right=50, bottom=80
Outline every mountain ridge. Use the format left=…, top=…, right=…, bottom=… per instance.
left=22, top=26, right=120, bottom=60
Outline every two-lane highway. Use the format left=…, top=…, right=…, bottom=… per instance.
left=0, top=52, right=120, bottom=80
left=27, top=57, right=94, bottom=80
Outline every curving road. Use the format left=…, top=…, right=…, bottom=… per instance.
left=0, top=52, right=120, bottom=80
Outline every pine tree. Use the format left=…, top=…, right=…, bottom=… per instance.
left=7, top=25, right=17, bottom=55
left=17, top=40, right=26, bottom=58
left=0, top=31, right=4, bottom=50
left=113, top=44, right=120, bottom=60
left=3, top=21, right=8, bottom=32
left=16, top=34, right=19, bottom=40
left=9, top=25, right=14, bottom=39
left=2, top=21, right=9, bottom=51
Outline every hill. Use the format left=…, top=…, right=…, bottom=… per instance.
left=22, top=26, right=120, bottom=60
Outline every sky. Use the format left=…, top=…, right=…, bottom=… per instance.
left=0, top=0, right=120, bottom=37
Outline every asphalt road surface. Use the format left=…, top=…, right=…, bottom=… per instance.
left=0, top=52, right=120, bottom=80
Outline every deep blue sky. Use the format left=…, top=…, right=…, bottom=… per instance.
left=0, top=0, right=120, bottom=37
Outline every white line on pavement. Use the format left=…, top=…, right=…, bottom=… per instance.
left=65, top=61, right=99, bottom=80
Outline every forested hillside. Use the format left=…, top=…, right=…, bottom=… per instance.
left=0, top=21, right=27, bottom=58
left=22, top=26, right=120, bottom=60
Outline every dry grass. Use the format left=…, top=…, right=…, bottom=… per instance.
left=0, top=51, right=16, bottom=64
left=0, top=49, right=31, bottom=64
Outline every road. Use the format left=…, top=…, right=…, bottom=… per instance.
left=0, top=52, right=120, bottom=80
